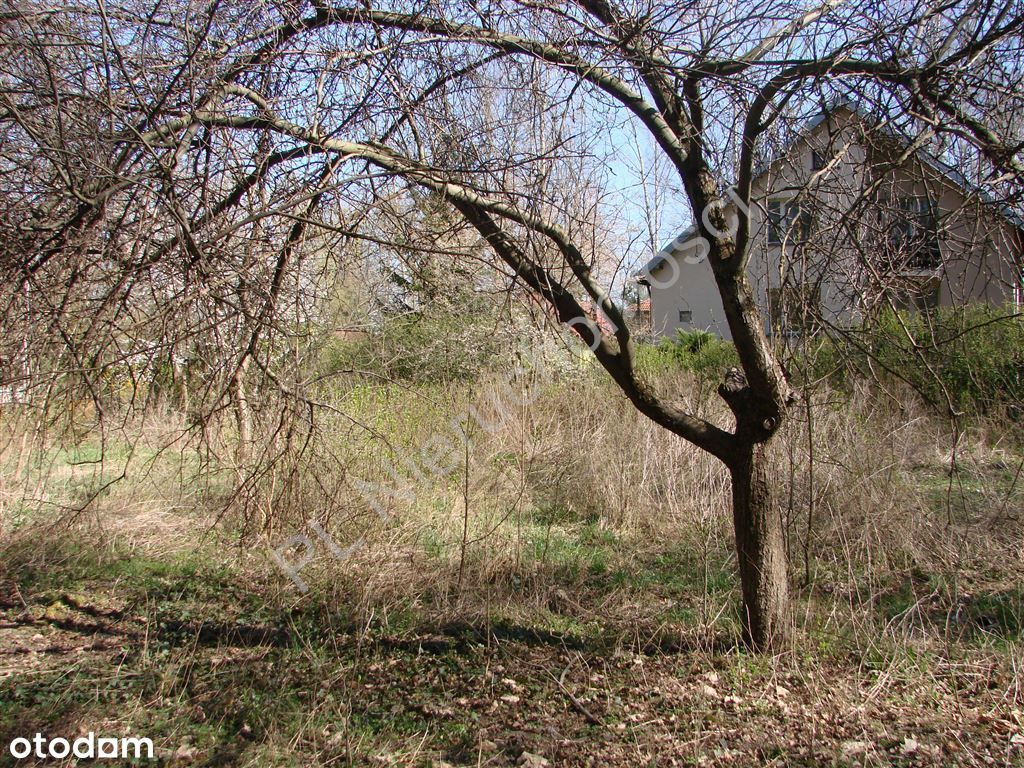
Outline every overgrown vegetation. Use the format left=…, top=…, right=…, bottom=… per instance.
left=2, top=349, right=1022, bottom=764
left=636, top=330, right=740, bottom=381
left=806, top=304, right=1024, bottom=415
left=3, top=0, right=1024, bottom=760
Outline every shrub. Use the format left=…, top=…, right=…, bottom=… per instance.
left=318, top=295, right=542, bottom=384
left=805, top=304, right=1024, bottom=413
left=636, top=329, right=739, bottom=380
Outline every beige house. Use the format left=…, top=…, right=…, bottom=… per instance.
left=638, top=104, right=1024, bottom=341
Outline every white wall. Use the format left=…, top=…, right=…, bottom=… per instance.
left=647, top=243, right=731, bottom=339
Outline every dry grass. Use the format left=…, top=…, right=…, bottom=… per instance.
left=1, top=368, right=1022, bottom=765
left=3, top=368, right=1022, bottom=645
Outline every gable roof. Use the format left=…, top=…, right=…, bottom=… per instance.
left=638, top=100, right=1024, bottom=279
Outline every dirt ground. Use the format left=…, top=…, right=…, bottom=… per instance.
left=2, top=579, right=1022, bottom=767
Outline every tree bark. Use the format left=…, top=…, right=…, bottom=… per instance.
left=230, top=358, right=252, bottom=470
left=729, top=439, right=791, bottom=651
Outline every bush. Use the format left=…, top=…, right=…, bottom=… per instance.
left=636, top=329, right=739, bottom=380
left=321, top=310, right=506, bottom=383
left=806, top=304, right=1024, bottom=413
left=318, top=301, right=577, bottom=386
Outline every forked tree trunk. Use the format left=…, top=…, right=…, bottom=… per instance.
left=729, top=440, right=791, bottom=651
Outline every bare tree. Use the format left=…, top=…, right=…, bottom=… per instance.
left=3, top=0, right=1023, bottom=649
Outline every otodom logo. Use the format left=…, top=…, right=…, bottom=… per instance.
left=8, top=733, right=153, bottom=761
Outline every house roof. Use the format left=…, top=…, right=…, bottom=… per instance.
left=578, top=300, right=618, bottom=333
left=638, top=100, right=1024, bottom=278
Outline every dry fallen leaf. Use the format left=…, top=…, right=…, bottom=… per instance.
left=840, top=740, right=871, bottom=757
left=517, top=752, right=550, bottom=767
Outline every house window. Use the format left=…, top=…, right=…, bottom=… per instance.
left=768, top=199, right=812, bottom=245
left=678, top=309, right=692, bottom=323
left=889, top=197, right=941, bottom=270
left=811, top=149, right=826, bottom=171
left=769, top=284, right=821, bottom=336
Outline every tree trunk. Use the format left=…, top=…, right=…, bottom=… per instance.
left=171, top=353, right=189, bottom=415
left=230, top=358, right=252, bottom=470
left=729, top=440, right=791, bottom=651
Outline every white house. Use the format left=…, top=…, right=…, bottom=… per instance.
left=637, top=104, right=1024, bottom=341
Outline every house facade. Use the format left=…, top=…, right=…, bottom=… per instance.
left=638, top=105, right=1024, bottom=341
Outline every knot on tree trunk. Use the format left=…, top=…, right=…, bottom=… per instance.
left=718, top=367, right=774, bottom=444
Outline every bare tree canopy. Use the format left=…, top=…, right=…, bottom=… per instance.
left=2, top=0, right=1023, bottom=649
